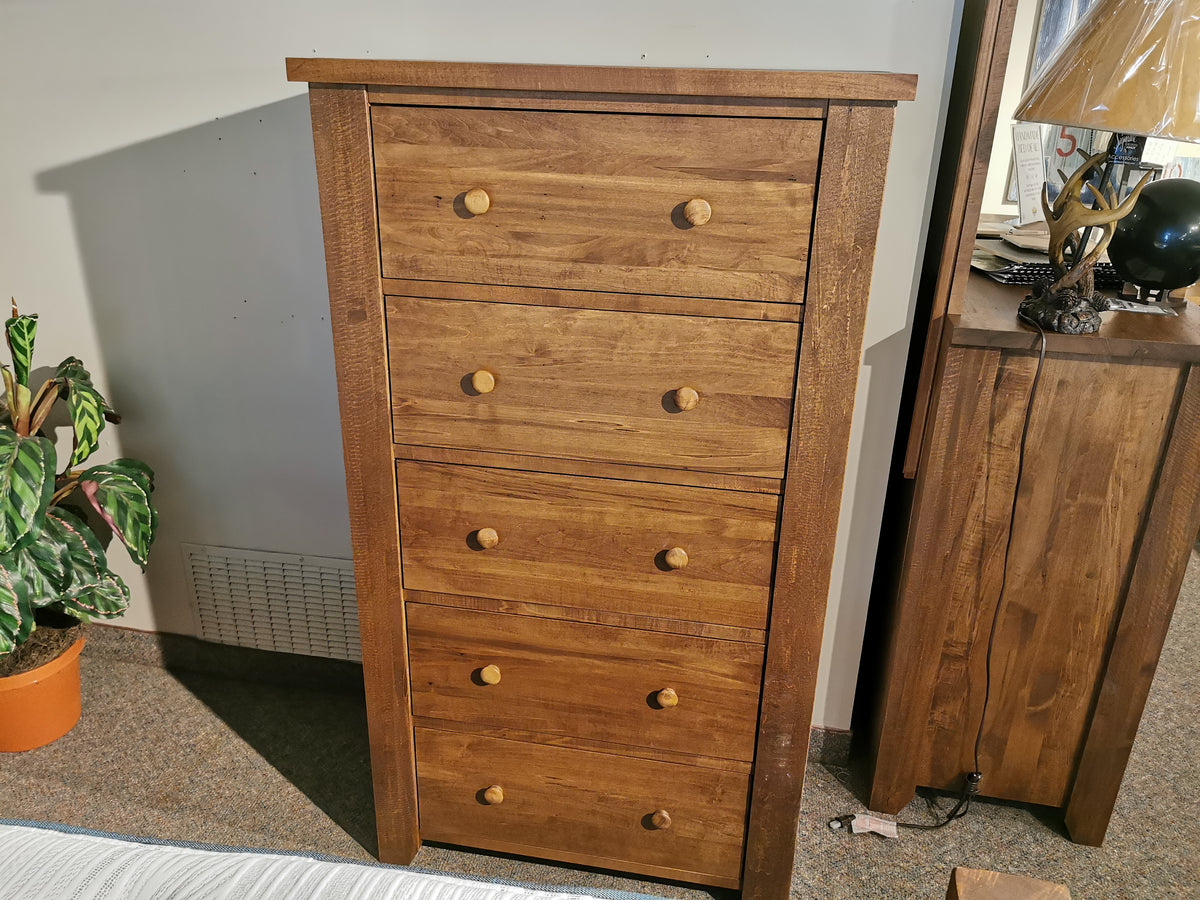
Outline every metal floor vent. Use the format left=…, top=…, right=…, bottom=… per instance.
left=183, top=543, right=361, bottom=662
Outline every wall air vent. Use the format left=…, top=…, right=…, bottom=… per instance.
left=183, top=543, right=360, bottom=662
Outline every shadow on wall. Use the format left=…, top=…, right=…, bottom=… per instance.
left=823, top=327, right=912, bottom=730
left=36, top=95, right=352, bottom=637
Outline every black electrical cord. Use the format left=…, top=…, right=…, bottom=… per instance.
left=893, top=771, right=981, bottom=831
left=832, top=311, right=1049, bottom=835
left=904, top=311, right=1047, bottom=830
left=980, top=309, right=1049, bottom=774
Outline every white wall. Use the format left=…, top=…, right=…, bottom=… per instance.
left=0, top=0, right=960, bottom=729
left=981, top=0, right=1040, bottom=216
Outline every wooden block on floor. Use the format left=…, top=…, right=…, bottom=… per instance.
left=947, top=867, right=1071, bottom=899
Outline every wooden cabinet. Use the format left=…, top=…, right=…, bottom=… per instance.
left=869, top=275, right=1200, bottom=844
left=289, top=58, right=914, bottom=897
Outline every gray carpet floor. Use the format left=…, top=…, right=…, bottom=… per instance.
left=2, top=552, right=1198, bottom=899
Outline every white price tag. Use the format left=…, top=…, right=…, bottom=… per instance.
left=1012, top=123, right=1047, bottom=225
left=1141, top=138, right=1176, bottom=167
left=850, top=814, right=900, bottom=838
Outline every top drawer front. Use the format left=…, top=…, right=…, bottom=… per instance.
left=372, top=106, right=820, bottom=302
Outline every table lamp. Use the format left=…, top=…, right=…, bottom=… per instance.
left=1012, top=0, right=1200, bottom=334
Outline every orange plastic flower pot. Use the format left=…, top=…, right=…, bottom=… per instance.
left=0, top=637, right=86, bottom=752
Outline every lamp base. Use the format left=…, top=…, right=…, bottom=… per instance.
left=1019, top=281, right=1106, bottom=335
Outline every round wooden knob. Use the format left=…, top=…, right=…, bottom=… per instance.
left=650, top=809, right=672, bottom=830
left=483, top=785, right=505, bottom=805
left=683, top=198, right=711, bottom=227
left=471, top=369, right=496, bottom=394
left=476, top=527, right=500, bottom=549
left=656, top=688, right=679, bottom=708
left=673, top=387, right=700, bottom=411
left=464, top=188, right=491, bottom=215
left=664, top=547, right=689, bottom=570
left=479, top=664, right=502, bottom=685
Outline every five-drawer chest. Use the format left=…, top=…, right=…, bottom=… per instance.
left=288, top=58, right=915, bottom=898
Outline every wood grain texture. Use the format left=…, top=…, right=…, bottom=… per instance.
left=947, top=867, right=1071, bottom=900
left=368, top=85, right=828, bottom=118
left=1065, top=366, right=1200, bottom=844
left=372, top=106, right=819, bottom=301
left=306, top=84, right=419, bottom=862
left=870, top=346, right=1016, bottom=812
left=386, top=296, right=799, bottom=476
left=871, top=348, right=1182, bottom=812
left=393, top=443, right=783, bottom=496
left=903, top=0, right=1020, bottom=478
left=742, top=101, right=897, bottom=900
left=414, top=728, right=751, bottom=887
left=941, top=0, right=1018, bottom=322
left=405, top=590, right=767, bottom=645
left=381, top=278, right=805, bottom=322
left=395, top=459, right=779, bottom=630
left=302, top=60, right=911, bottom=888
left=407, top=604, right=764, bottom=760
left=287, top=58, right=918, bottom=101
left=413, top=714, right=753, bottom=774
left=952, top=274, right=1200, bottom=362
left=952, top=355, right=1176, bottom=806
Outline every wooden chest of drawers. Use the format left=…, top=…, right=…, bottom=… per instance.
left=289, top=58, right=914, bottom=898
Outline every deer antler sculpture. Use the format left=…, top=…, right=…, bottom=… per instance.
left=1043, top=150, right=1151, bottom=296
left=1020, top=150, right=1154, bottom=334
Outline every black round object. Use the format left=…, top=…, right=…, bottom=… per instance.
left=1108, top=177, right=1200, bottom=290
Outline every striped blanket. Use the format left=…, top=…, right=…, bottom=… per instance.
left=0, top=821, right=656, bottom=900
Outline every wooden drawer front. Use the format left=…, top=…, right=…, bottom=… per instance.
left=386, top=296, right=798, bottom=478
left=372, top=106, right=820, bottom=302
left=396, top=460, right=778, bottom=630
left=415, top=728, right=749, bottom=886
left=408, top=604, right=763, bottom=761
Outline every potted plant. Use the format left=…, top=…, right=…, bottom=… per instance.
left=0, top=303, right=156, bottom=751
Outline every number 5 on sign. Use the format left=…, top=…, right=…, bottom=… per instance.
left=1055, top=125, right=1077, bottom=157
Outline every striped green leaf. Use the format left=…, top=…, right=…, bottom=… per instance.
left=9, top=539, right=61, bottom=608
left=44, top=508, right=129, bottom=619
left=25, top=519, right=69, bottom=591
left=79, top=460, right=157, bottom=569
left=67, top=385, right=104, bottom=467
left=5, top=314, right=38, bottom=387
left=0, top=558, right=34, bottom=656
left=54, top=359, right=117, bottom=466
left=56, top=359, right=116, bottom=415
left=0, top=429, right=55, bottom=553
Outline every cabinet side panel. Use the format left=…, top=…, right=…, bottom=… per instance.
left=308, top=84, right=420, bottom=862
left=868, top=345, right=1018, bottom=814
left=1066, top=365, right=1200, bottom=844
left=873, top=350, right=1182, bottom=814
left=955, top=355, right=1177, bottom=807
left=741, top=101, right=896, bottom=900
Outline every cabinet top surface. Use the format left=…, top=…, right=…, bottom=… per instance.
left=285, top=58, right=917, bottom=102
left=953, top=272, right=1200, bottom=362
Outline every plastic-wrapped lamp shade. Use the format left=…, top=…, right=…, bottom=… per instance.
left=1014, top=0, right=1200, bottom=142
